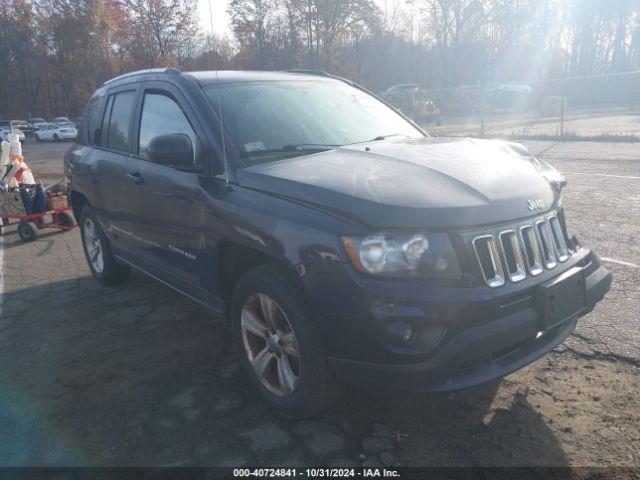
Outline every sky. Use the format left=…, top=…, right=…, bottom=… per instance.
left=198, top=0, right=232, bottom=37
left=197, top=0, right=393, bottom=37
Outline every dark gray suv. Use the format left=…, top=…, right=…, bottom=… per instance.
left=65, top=69, right=611, bottom=417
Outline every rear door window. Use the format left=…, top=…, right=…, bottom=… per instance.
left=106, top=91, right=136, bottom=152
left=99, top=90, right=136, bottom=152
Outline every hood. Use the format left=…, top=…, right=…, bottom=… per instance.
left=239, top=137, right=557, bottom=229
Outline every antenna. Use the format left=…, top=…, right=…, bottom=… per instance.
left=534, top=141, right=559, bottom=159
left=209, top=0, right=230, bottom=188
left=215, top=69, right=230, bottom=188
left=208, top=0, right=215, bottom=44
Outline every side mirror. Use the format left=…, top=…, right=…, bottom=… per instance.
left=147, top=133, right=194, bottom=168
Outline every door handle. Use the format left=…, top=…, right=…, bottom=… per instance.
left=126, top=172, right=145, bottom=185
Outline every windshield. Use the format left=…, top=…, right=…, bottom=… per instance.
left=203, top=79, right=423, bottom=165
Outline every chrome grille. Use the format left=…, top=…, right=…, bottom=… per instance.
left=499, top=230, right=526, bottom=283
left=473, top=212, right=573, bottom=287
left=536, top=220, right=557, bottom=269
left=472, top=235, right=505, bottom=288
left=549, top=214, right=569, bottom=262
left=520, top=225, right=544, bottom=276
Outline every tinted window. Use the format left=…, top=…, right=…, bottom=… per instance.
left=83, top=94, right=104, bottom=145
left=138, top=93, right=197, bottom=162
left=105, top=91, right=136, bottom=152
left=99, top=95, right=114, bottom=147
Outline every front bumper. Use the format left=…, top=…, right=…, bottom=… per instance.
left=308, top=249, right=611, bottom=392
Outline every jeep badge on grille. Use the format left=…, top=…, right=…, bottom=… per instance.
left=527, top=199, right=545, bottom=211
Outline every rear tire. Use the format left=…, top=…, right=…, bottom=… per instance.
left=18, top=221, right=38, bottom=242
left=79, top=206, right=130, bottom=286
left=231, top=263, right=339, bottom=418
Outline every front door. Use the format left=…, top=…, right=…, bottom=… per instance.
left=124, top=84, right=208, bottom=290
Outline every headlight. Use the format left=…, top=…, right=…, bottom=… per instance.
left=341, top=233, right=462, bottom=278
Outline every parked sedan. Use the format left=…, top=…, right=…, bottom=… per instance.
left=53, top=116, right=72, bottom=124
left=0, top=127, right=26, bottom=142
left=11, top=120, right=34, bottom=135
left=34, top=122, right=78, bottom=142
left=27, top=117, right=46, bottom=127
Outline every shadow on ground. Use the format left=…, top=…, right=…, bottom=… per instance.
left=0, top=273, right=567, bottom=467
left=0, top=227, right=66, bottom=252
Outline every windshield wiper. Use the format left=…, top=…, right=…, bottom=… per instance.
left=370, top=133, right=408, bottom=141
left=240, top=143, right=339, bottom=157
left=282, top=143, right=341, bottom=151
left=346, top=133, right=409, bottom=146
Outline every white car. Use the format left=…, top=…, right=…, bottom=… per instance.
left=53, top=116, right=72, bottom=124
left=34, top=122, right=78, bottom=142
left=0, top=128, right=26, bottom=142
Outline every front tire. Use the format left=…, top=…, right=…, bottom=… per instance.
left=231, top=263, right=339, bottom=418
left=79, top=206, right=130, bottom=286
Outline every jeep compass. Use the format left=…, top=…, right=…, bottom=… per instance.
left=65, top=69, right=612, bottom=417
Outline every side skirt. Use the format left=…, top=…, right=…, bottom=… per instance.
left=114, top=253, right=225, bottom=317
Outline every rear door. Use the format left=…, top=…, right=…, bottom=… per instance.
left=89, top=84, right=140, bottom=252
left=123, top=82, right=208, bottom=289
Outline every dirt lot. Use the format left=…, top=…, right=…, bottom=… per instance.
left=431, top=110, right=640, bottom=140
left=0, top=140, right=638, bottom=469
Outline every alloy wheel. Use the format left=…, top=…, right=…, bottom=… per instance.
left=83, top=217, right=104, bottom=274
left=241, top=293, right=300, bottom=396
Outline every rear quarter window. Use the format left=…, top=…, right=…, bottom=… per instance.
left=82, top=91, right=106, bottom=146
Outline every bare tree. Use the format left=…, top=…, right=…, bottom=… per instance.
left=122, top=0, right=200, bottom=67
left=2, top=0, right=640, bottom=118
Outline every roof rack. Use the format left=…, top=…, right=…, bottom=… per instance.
left=103, top=67, right=181, bottom=86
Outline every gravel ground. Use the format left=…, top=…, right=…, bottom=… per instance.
left=0, top=140, right=637, bottom=468
left=430, top=111, right=640, bottom=139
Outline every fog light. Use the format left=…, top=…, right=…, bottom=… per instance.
left=386, top=321, right=415, bottom=343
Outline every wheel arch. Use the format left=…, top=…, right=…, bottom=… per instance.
left=69, top=190, right=89, bottom=221
left=217, top=241, right=304, bottom=318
